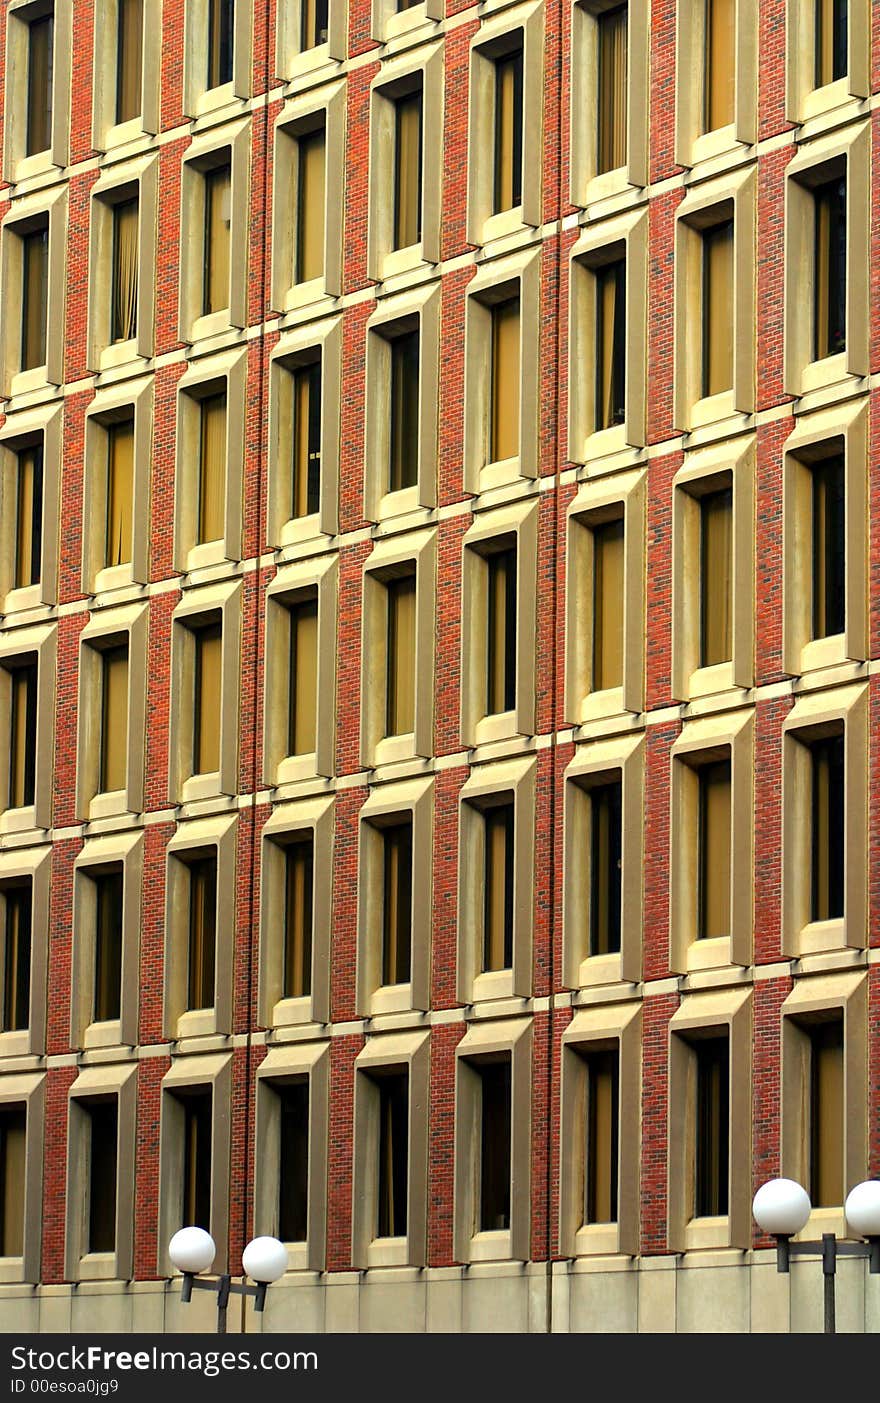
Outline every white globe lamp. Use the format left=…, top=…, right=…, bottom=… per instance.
left=168, top=1226, right=217, bottom=1275
left=752, top=1178, right=811, bottom=1237
left=242, top=1235, right=288, bottom=1284
left=845, top=1180, right=880, bottom=1239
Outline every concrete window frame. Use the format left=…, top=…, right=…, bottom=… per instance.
left=263, top=556, right=338, bottom=788
left=173, top=350, right=246, bottom=574
left=367, top=42, right=443, bottom=283
left=70, top=832, right=143, bottom=1051
left=671, top=436, right=755, bottom=702
left=267, top=316, right=342, bottom=548
left=559, top=1001, right=641, bottom=1257
left=82, top=377, right=152, bottom=596
left=64, top=1062, right=137, bottom=1283
left=562, top=733, right=644, bottom=990
left=453, top=1016, right=532, bottom=1264
left=359, top=527, right=436, bottom=770
left=569, top=0, right=649, bottom=206
left=0, top=622, right=56, bottom=834
left=0, top=402, right=61, bottom=612
left=86, top=155, right=158, bottom=371
left=669, top=708, right=754, bottom=975
left=158, top=1052, right=233, bottom=1276
left=674, top=0, right=757, bottom=169
left=371, top=0, right=441, bottom=43
left=0, top=845, right=50, bottom=1059
left=568, top=209, right=648, bottom=464
left=673, top=167, right=756, bottom=433
left=466, top=0, right=545, bottom=246
left=0, top=1070, right=45, bottom=1284
left=163, top=815, right=238, bottom=1041
left=782, top=400, right=867, bottom=677
left=75, top=603, right=148, bottom=822
left=786, top=0, right=869, bottom=125
left=355, top=776, right=433, bottom=1018
left=667, top=986, right=752, bottom=1253
left=276, top=0, right=347, bottom=76
left=253, top=1041, right=330, bottom=1273
left=0, top=185, right=68, bottom=399
left=463, top=247, right=541, bottom=493
left=271, top=81, right=345, bottom=314
left=781, top=682, right=867, bottom=959
left=457, top=756, right=536, bottom=1004
left=90, top=0, right=161, bottom=151
left=564, top=468, right=646, bottom=723
left=780, top=971, right=866, bottom=1242
left=2, top=0, right=72, bottom=183
left=168, top=580, right=242, bottom=804
left=352, top=1030, right=430, bottom=1269
left=363, top=282, right=440, bottom=523
left=258, top=798, right=333, bottom=1031
left=178, top=121, right=250, bottom=344
left=182, top=0, right=253, bottom=116
left=784, top=123, right=870, bottom=398
left=460, top=499, right=538, bottom=748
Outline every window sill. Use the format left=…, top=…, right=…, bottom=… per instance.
left=98, top=340, right=140, bottom=373
left=478, top=456, right=521, bottom=493
left=575, top=685, right=626, bottom=726
left=275, top=754, right=318, bottom=787
left=188, top=309, right=232, bottom=344
left=176, top=1008, right=217, bottom=1040
left=9, top=366, right=50, bottom=400
left=1, top=583, right=42, bottom=617
left=0, top=1258, right=26, bottom=1285
left=283, top=42, right=333, bottom=85
left=0, top=806, right=38, bottom=836
left=283, top=278, right=329, bottom=316
left=185, top=540, right=227, bottom=573
left=74, top=1252, right=120, bottom=1283
left=686, top=936, right=731, bottom=973
left=193, top=82, right=241, bottom=126
left=799, top=352, right=849, bottom=397
left=380, top=3, right=430, bottom=46
left=574, top=1222, right=620, bottom=1257
left=377, top=485, right=421, bottom=522
left=93, top=564, right=134, bottom=597
left=801, top=77, right=856, bottom=126
left=372, top=734, right=415, bottom=769
left=83, top=1019, right=124, bottom=1050
left=576, top=951, right=622, bottom=990
left=796, top=918, right=847, bottom=957
left=467, top=1229, right=513, bottom=1263
left=579, top=422, right=628, bottom=467
left=479, top=206, right=527, bottom=248
left=688, top=389, right=735, bottom=432
left=797, top=1206, right=845, bottom=1241
left=473, top=711, right=518, bottom=747
left=687, top=124, right=741, bottom=169
left=366, top=1236, right=410, bottom=1268
left=583, top=165, right=631, bottom=209
left=684, top=1216, right=730, bottom=1250
left=0, top=1029, right=30, bottom=1058
left=279, top=513, right=323, bottom=550
left=88, top=790, right=129, bottom=822
left=379, top=243, right=426, bottom=281
left=181, top=773, right=222, bottom=804
left=9, top=149, right=56, bottom=187
left=686, top=661, right=735, bottom=701
left=799, top=634, right=846, bottom=675
left=369, top=983, right=413, bottom=1017
left=271, top=995, right=315, bottom=1029
left=101, top=116, right=149, bottom=153
left=472, top=969, right=513, bottom=1004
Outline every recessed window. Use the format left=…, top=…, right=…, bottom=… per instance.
left=203, top=164, right=231, bottom=316
left=0, top=1105, right=26, bottom=1257
left=115, top=0, right=143, bottom=124
left=813, top=176, right=846, bottom=361
left=295, top=127, right=326, bottom=286
left=376, top=1070, right=408, bottom=1239
left=278, top=1080, right=309, bottom=1242
left=385, top=573, right=416, bottom=739
left=694, top=1035, right=729, bottom=1217
left=288, top=595, right=318, bottom=757
left=110, top=198, right=138, bottom=344
left=180, top=1089, right=213, bottom=1231
left=486, top=545, right=516, bottom=717
left=808, top=1016, right=843, bottom=1207
left=207, top=0, right=234, bottom=89
left=810, top=732, right=844, bottom=923
left=483, top=801, right=514, bottom=974
left=583, top=1049, right=619, bottom=1225
left=92, top=868, right=123, bottom=1024
left=192, top=621, right=222, bottom=775
left=301, top=0, right=329, bottom=48
left=811, top=453, right=845, bottom=641
left=394, top=89, right=422, bottom=251
left=187, top=856, right=217, bottom=1013
left=815, top=0, right=847, bottom=88
left=597, top=4, right=627, bottom=174
left=85, top=1099, right=118, bottom=1254
left=389, top=331, right=419, bottom=494
left=702, top=0, right=734, bottom=134
left=490, top=297, right=520, bottom=463
left=99, top=645, right=128, bottom=796
left=12, top=444, right=43, bottom=591
left=699, top=487, right=732, bottom=667
left=26, top=11, right=53, bottom=157
left=595, top=258, right=626, bottom=430
left=478, top=1059, right=511, bottom=1232
left=698, top=759, right=731, bottom=940
left=104, top=417, right=134, bottom=570
left=7, top=658, right=37, bottom=811
left=21, top=222, right=49, bottom=373
left=382, top=821, right=412, bottom=987
left=589, top=781, right=622, bottom=957
left=493, top=45, right=523, bottom=213
left=291, top=362, right=321, bottom=518
left=283, top=838, right=313, bottom=1000
left=592, top=515, right=624, bottom=692
left=197, top=392, right=226, bottom=547
left=701, top=219, right=733, bottom=398
left=1, top=884, right=31, bottom=1034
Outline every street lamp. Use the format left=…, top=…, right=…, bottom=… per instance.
left=752, top=1177, right=880, bottom=1334
left=168, top=1228, right=287, bottom=1334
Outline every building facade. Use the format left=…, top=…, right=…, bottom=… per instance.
left=0, top=0, right=879, bottom=1335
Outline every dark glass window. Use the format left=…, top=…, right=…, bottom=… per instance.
left=584, top=1049, right=619, bottom=1225
left=814, top=176, right=846, bottom=360
left=87, top=1099, right=118, bottom=1254
left=811, top=454, right=845, bottom=640
left=93, top=868, right=124, bottom=1024
left=695, top=1036, right=729, bottom=1217
left=1, top=885, right=32, bottom=1034
left=810, top=732, right=845, bottom=923
left=493, top=46, right=523, bottom=213
left=278, top=1080, right=309, bottom=1242
left=377, top=1071, right=409, bottom=1239
left=479, top=1059, right=511, bottom=1231
left=589, top=781, right=622, bottom=957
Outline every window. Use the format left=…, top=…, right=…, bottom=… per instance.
left=592, top=514, right=624, bottom=693
left=699, top=487, right=732, bottom=667
left=207, top=0, right=234, bottom=89
left=813, top=176, right=846, bottom=361
left=0, top=1105, right=25, bottom=1257
left=385, top=573, right=416, bottom=739
left=301, top=0, right=329, bottom=48
left=702, top=0, right=734, bottom=134
left=701, top=219, right=733, bottom=398
left=478, top=1059, right=511, bottom=1232
left=1, top=883, right=31, bottom=1034
left=382, top=821, right=412, bottom=987
left=589, top=781, right=622, bottom=957
left=7, top=658, right=37, bottom=811
left=810, top=732, right=844, bottom=923
left=490, top=297, right=520, bottom=464
left=595, top=258, right=626, bottom=430
left=278, top=1080, right=309, bottom=1242
left=98, top=645, right=128, bottom=796
left=283, top=838, right=313, bottom=1000
left=698, top=759, right=731, bottom=940
left=811, top=452, right=845, bottom=641
left=85, top=1099, right=118, bottom=1254
left=21, top=222, right=48, bottom=373
left=291, top=362, right=321, bottom=518
left=192, top=622, right=222, bottom=775
left=597, top=4, right=627, bottom=175
left=808, top=1017, right=844, bottom=1207
left=389, top=330, right=419, bottom=494
left=203, top=164, right=231, bottom=316
left=483, top=801, right=514, bottom=974
left=26, top=11, right=53, bottom=157
left=180, top=1090, right=213, bottom=1231
left=288, top=595, right=318, bottom=757
left=486, top=545, right=516, bottom=716
left=375, top=1070, right=408, bottom=1239
left=187, top=856, right=217, bottom=1013
left=295, top=126, right=325, bottom=287
left=583, top=1049, right=619, bottom=1225
left=104, top=416, right=134, bottom=571
left=815, top=0, right=847, bottom=87
left=394, top=89, right=422, bottom=251
left=110, top=199, right=138, bottom=345
left=197, top=392, right=226, bottom=547
left=694, top=1035, right=729, bottom=1218
left=12, top=444, right=43, bottom=592
left=493, top=46, right=523, bottom=214
left=115, top=0, right=143, bottom=124
left=92, top=867, right=123, bottom=1024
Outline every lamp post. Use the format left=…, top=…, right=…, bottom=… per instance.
left=752, top=1178, right=880, bottom=1334
left=168, top=1228, right=288, bottom=1334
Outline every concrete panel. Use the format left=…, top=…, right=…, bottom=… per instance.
left=163, top=1284, right=229, bottom=1334
left=359, top=1278, right=427, bottom=1333
left=748, top=1259, right=790, bottom=1333
left=323, top=1279, right=360, bottom=1333
left=0, top=1292, right=40, bottom=1332
left=676, top=1266, right=749, bottom=1334
left=70, top=1287, right=134, bottom=1334
left=637, top=1261, right=676, bottom=1333
left=526, top=1266, right=549, bottom=1333
left=425, top=1271, right=462, bottom=1332
left=262, top=1280, right=326, bottom=1334
left=568, top=1268, right=638, bottom=1333
left=461, top=1270, right=529, bottom=1332
left=130, top=1285, right=167, bottom=1334
left=36, top=1289, right=72, bottom=1333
